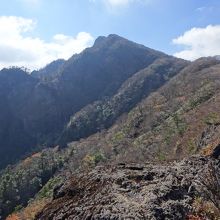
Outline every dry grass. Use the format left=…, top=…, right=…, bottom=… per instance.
left=6, top=214, right=20, bottom=220
left=191, top=197, right=220, bottom=220
left=19, top=198, right=50, bottom=220
left=6, top=198, right=50, bottom=220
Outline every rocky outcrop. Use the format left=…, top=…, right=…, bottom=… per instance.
left=36, top=156, right=208, bottom=220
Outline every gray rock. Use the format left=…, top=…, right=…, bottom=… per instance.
left=36, top=156, right=209, bottom=220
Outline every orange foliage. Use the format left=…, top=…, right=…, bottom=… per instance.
left=186, top=214, right=204, bottom=220
left=22, top=152, right=42, bottom=166
left=31, top=152, right=42, bottom=158
left=202, top=138, right=220, bottom=156
left=6, top=214, right=20, bottom=220
left=6, top=198, right=48, bottom=220
left=18, top=198, right=50, bottom=220
left=202, top=144, right=214, bottom=156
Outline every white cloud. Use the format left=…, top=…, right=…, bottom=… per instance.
left=173, top=25, right=220, bottom=60
left=196, top=7, right=206, bottom=12
left=0, top=16, right=94, bottom=70
left=195, top=6, right=214, bottom=12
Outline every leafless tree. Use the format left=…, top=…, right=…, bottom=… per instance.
left=197, top=160, right=220, bottom=211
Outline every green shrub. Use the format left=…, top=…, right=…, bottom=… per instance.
left=111, top=131, right=125, bottom=144
left=189, top=89, right=214, bottom=109
left=93, top=151, right=106, bottom=165
left=157, top=151, right=166, bottom=161
left=173, top=113, right=187, bottom=136
left=14, top=204, right=23, bottom=212
left=83, top=151, right=106, bottom=167
left=36, top=176, right=63, bottom=200
left=187, top=139, right=197, bottom=154
left=204, top=112, right=220, bottom=125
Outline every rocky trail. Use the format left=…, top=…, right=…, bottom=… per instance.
left=36, top=156, right=212, bottom=220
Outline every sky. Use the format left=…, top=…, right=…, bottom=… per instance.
left=0, top=0, right=220, bottom=70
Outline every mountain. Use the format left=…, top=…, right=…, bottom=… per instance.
left=32, top=56, right=220, bottom=220
left=61, top=57, right=220, bottom=164
left=58, top=56, right=188, bottom=146
left=31, top=59, right=65, bottom=81
left=0, top=34, right=179, bottom=170
left=0, top=68, right=64, bottom=169
left=52, top=34, right=169, bottom=120
left=1, top=35, right=220, bottom=219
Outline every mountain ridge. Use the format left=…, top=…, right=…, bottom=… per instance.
left=0, top=34, right=172, bottom=170
left=1, top=34, right=220, bottom=219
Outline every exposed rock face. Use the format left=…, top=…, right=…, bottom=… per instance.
left=36, top=156, right=208, bottom=220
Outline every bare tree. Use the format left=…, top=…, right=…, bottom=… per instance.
left=197, top=160, right=220, bottom=211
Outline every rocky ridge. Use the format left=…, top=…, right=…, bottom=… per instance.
left=36, top=156, right=212, bottom=220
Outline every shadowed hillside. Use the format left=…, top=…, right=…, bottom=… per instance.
left=58, top=56, right=188, bottom=146
left=0, top=34, right=174, bottom=169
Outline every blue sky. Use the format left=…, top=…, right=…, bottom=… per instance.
left=0, top=0, right=220, bottom=69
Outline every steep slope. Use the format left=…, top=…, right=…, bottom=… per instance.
left=69, top=57, right=220, bottom=163
left=0, top=34, right=174, bottom=169
left=32, top=57, right=220, bottom=220
left=58, top=57, right=188, bottom=145
left=31, top=59, right=65, bottom=81
left=53, top=34, right=168, bottom=118
left=62, top=57, right=220, bottom=164
left=2, top=57, right=220, bottom=219
left=0, top=68, right=37, bottom=168
left=0, top=67, right=66, bottom=169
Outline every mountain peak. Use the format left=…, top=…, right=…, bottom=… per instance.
left=93, top=34, right=128, bottom=48
left=107, top=33, right=125, bottom=40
